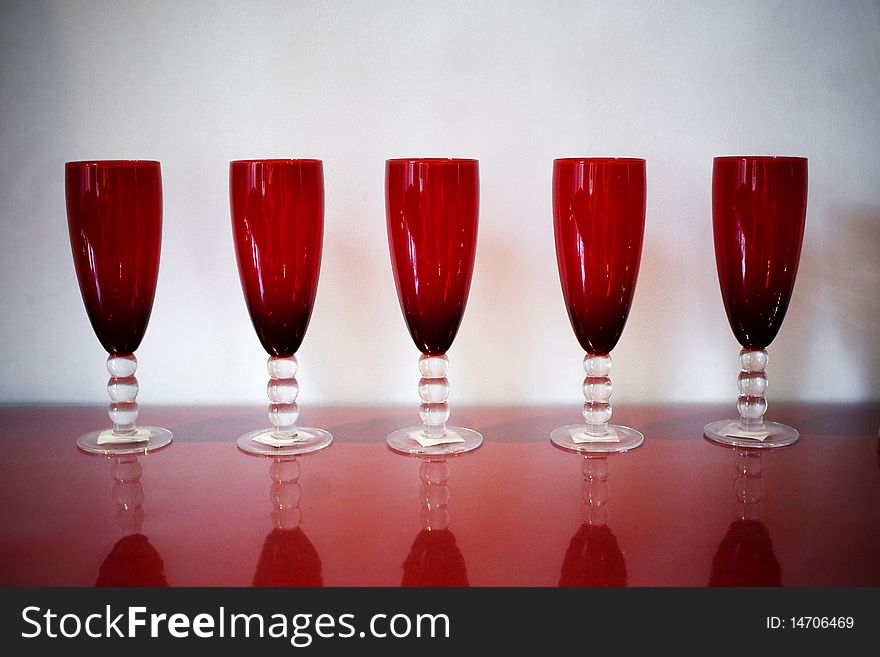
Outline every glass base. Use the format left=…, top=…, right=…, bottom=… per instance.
left=237, top=427, right=333, bottom=456
left=703, top=419, right=798, bottom=449
left=550, top=424, right=644, bottom=454
left=76, top=427, right=173, bottom=456
left=386, top=426, right=483, bottom=456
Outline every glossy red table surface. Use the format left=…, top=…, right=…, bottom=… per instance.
left=1, top=404, right=878, bottom=587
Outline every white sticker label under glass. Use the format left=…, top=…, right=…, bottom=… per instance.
left=408, top=430, right=466, bottom=448
left=570, top=428, right=621, bottom=444
left=96, top=428, right=151, bottom=445
left=719, top=421, right=774, bottom=441
left=252, top=430, right=315, bottom=448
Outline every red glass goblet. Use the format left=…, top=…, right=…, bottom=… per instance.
left=230, top=159, right=332, bottom=456
left=550, top=158, right=647, bottom=453
left=704, top=157, right=807, bottom=448
left=385, top=158, right=481, bottom=455
left=66, top=160, right=172, bottom=454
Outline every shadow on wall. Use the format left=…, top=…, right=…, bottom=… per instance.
left=777, top=206, right=880, bottom=400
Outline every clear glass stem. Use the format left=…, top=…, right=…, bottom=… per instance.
left=270, top=458, right=301, bottom=530
left=736, top=348, right=768, bottom=431
left=418, top=354, right=450, bottom=438
left=582, top=353, right=613, bottom=436
left=420, top=458, right=450, bottom=531
left=267, top=355, right=300, bottom=439
left=107, top=354, right=139, bottom=435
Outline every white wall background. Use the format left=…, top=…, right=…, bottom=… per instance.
left=1, top=0, right=878, bottom=407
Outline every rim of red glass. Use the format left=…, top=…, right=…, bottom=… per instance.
left=386, top=158, right=478, bottom=164
left=65, top=160, right=160, bottom=167
left=554, top=157, right=645, bottom=164
left=230, top=158, right=322, bottom=165
left=713, top=156, right=807, bottom=163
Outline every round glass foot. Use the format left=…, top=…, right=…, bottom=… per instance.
left=703, top=419, right=798, bottom=449
left=237, top=427, right=333, bottom=456
left=386, top=426, right=482, bottom=456
left=76, top=427, right=173, bottom=456
left=550, top=424, right=644, bottom=454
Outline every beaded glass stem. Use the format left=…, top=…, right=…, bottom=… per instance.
left=266, top=355, right=301, bottom=439
left=237, top=355, right=333, bottom=456
left=106, top=354, right=140, bottom=435
left=550, top=353, right=644, bottom=454
left=736, top=349, right=769, bottom=432
left=582, top=354, right=613, bottom=437
left=76, top=354, right=173, bottom=455
left=386, top=354, right=482, bottom=456
left=418, top=354, right=451, bottom=438
left=703, top=348, right=798, bottom=448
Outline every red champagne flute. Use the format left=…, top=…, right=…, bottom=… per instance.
left=385, top=158, right=482, bottom=455
left=550, top=158, right=646, bottom=453
left=66, top=160, right=172, bottom=454
left=230, top=159, right=332, bottom=456
left=704, top=156, right=807, bottom=448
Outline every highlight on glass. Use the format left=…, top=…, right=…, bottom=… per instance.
left=703, top=156, right=808, bottom=449
left=65, top=160, right=172, bottom=454
left=230, top=159, right=332, bottom=456
left=550, top=157, right=647, bottom=453
left=385, top=158, right=482, bottom=455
